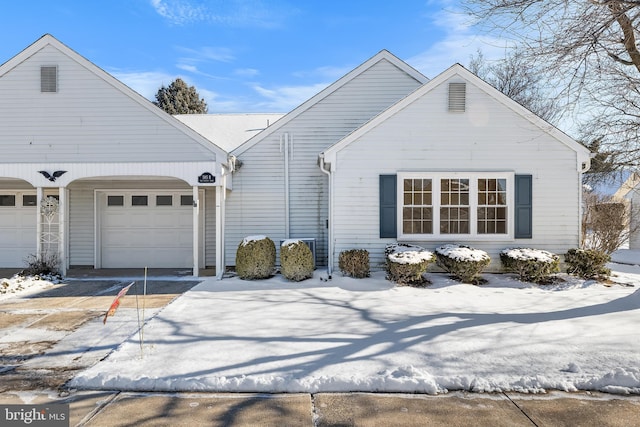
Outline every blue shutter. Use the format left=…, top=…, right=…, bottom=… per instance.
left=514, top=174, right=532, bottom=238
left=379, top=175, right=397, bottom=238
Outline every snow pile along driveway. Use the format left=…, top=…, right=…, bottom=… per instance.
left=71, top=259, right=640, bottom=395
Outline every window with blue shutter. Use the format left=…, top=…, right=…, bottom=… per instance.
left=514, top=174, right=532, bottom=238
left=379, top=175, right=397, bottom=238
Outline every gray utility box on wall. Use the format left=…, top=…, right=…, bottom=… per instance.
left=279, top=238, right=316, bottom=268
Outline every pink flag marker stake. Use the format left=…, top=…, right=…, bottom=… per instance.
left=103, top=282, right=135, bottom=324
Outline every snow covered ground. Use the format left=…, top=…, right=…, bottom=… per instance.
left=67, top=249, right=640, bottom=395
left=0, top=274, right=60, bottom=300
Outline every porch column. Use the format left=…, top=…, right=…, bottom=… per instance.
left=58, top=187, right=67, bottom=276
left=193, top=186, right=200, bottom=277
left=36, top=187, right=43, bottom=258
left=215, top=178, right=226, bottom=280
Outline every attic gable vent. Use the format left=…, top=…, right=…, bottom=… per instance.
left=41, top=66, right=58, bottom=93
left=448, top=82, right=466, bottom=112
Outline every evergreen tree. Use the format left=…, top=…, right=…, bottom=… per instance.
left=153, top=78, right=208, bottom=114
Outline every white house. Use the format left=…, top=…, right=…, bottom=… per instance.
left=225, top=50, right=428, bottom=267
left=0, top=35, right=592, bottom=276
left=0, top=35, right=231, bottom=276
left=614, top=172, right=640, bottom=249
left=320, top=64, right=592, bottom=271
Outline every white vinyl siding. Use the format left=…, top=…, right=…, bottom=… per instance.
left=330, top=75, right=583, bottom=271
left=0, top=45, right=217, bottom=163
left=204, top=187, right=216, bottom=267
left=226, top=58, right=423, bottom=266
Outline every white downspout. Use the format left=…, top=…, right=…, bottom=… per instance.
left=216, top=170, right=227, bottom=280
left=282, top=133, right=291, bottom=239
left=319, top=153, right=333, bottom=274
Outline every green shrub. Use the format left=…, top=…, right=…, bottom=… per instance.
left=565, top=248, right=611, bottom=280
left=500, top=248, right=560, bottom=284
left=385, top=244, right=435, bottom=286
left=280, top=240, right=314, bottom=281
left=235, top=236, right=276, bottom=280
left=435, top=244, right=490, bottom=284
left=338, top=249, right=370, bottom=278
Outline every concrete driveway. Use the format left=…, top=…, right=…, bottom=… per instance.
left=0, top=278, right=199, bottom=391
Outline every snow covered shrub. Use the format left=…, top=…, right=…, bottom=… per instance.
left=500, top=248, right=560, bottom=284
left=21, top=252, right=61, bottom=279
left=235, top=236, right=276, bottom=280
left=435, top=244, right=490, bottom=284
left=385, top=244, right=435, bottom=286
left=280, top=240, right=314, bottom=282
left=565, top=248, right=611, bottom=280
left=338, top=249, right=370, bottom=278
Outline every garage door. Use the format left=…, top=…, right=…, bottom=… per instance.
left=100, top=191, right=199, bottom=268
left=0, top=192, right=37, bottom=268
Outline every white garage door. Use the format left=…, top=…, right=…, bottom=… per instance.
left=0, top=192, right=37, bottom=268
left=100, top=191, right=198, bottom=268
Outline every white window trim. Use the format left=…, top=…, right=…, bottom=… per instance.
left=397, top=171, right=514, bottom=241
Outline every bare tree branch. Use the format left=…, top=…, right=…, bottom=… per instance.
left=464, top=0, right=640, bottom=175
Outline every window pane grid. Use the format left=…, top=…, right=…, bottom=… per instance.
left=440, top=179, right=469, bottom=234
left=402, top=178, right=433, bottom=234
left=477, top=178, right=507, bottom=234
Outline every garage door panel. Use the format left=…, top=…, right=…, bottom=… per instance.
left=103, top=227, right=191, bottom=244
left=0, top=199, right=36, bottom=268
left=100, top=191, right=196, bottom=268
left=102, top=248, right=192, bottom=269
left=155, top=211, right=190, bottom=227
left=0, top=228, right=36, bottom=246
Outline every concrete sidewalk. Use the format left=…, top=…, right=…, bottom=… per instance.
left=1, top=389, right=639, bottom=426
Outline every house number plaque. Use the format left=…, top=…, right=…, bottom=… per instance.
left=198, top=172, right=216, bottom=184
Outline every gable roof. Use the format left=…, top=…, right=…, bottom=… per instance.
left=0, top=34, right=229, bottom=161
left=174, top=113, right=285, bottom=152
left=322, top=63, right=591, bottom=168
left=232, top=50, right=428, bottom=156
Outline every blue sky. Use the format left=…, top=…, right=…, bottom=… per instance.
left=0, top=0, right=508, bottom=113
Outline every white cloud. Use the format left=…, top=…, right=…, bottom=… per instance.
left=251, top=82, right=330, bottom=111
left=408, top=5, right=513, bottom=78
left=176, top=45, right=235, bottom=63
left=197, top=88, right=250, bottom=112
left=292, top=65, right=351, bottom=81
left=150, top=0, right=207, bottom=25
left=176, top=64, right=198, bottom=73
left=110, top=69, right=177, bottom=100
left=149, top=0, right=289, bottom=28
left=174, top=46, right=236, bottom=80
left=234, top=68, right=260, bottom=78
